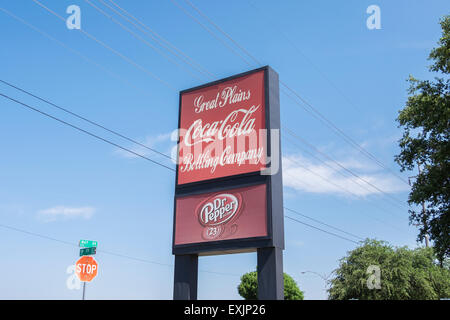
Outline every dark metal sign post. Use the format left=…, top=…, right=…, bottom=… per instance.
left=173, top=66, right=284, bottom=300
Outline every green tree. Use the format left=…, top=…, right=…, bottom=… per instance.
left=237, top=271, right=304, bottom=300
left=395, top=15, right=450, bottom=263
left=328, top=239, right=450, bottom=300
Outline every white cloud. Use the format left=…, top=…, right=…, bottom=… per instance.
left=282, top=154, right=409, bottom=197
left=37, top=206, right=95, bottom=222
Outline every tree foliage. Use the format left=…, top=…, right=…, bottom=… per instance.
left=328, top=239, right=450, bottom=300
left=395, top=15, right=450, bottom=262
left=237, top=271, right=304, bottom=300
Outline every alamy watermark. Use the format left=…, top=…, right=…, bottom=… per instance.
left=366, top=5, right=381, bottom=30
left=66, top=5, right=81, bottom=30
left=66, top=264, right=81, bottom=290
left=366, top=265, right=381, bottom=289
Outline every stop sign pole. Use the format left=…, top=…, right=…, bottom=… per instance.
left=75, top=256, right=98, bottom=300
left=76, top=240, right=98, bottom=300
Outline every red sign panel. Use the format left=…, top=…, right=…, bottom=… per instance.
left=174, top=183, right=267, bottom=245
left=177, top=70, right=266, bottom=185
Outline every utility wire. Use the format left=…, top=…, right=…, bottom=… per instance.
left=31, top=0, right=175, bottom=90
left=283, top=125, right=408, bottom=210
left=184, top=0, right=259, bottom=67
left=1, top=90, right=363, bottom=244
left=0, top=82, right=389, bottom=239
left=0, top=79, right=174, bottom=162
left=110, top=0, right=409, bottom=215
left=0, top=7, right=153, bottom=99
left=28, top=0, right=406, bottom=214
left=176, top=0, right=410, bottom=187
left=186, top=4, right=411, bottom=203
left=104, top=0, right=214, bottom=79
left=282, top=134, right=411, bottom=230
left=27, top=0, right=409, bottom=199
left=283, top=133, right=379, bottom=197
left=280, top=84, right=410, bottom=187
left=0, top=223, right=239, bottom=276
left=282, top=168, right=406, bottom=234
left=285, top=216, right=359, bottom=245
left=170, top=0, right=254, bottom=67
left=247, top=0, right=363, bottom=114
left=0, top=93, right=175, bottom=171
left=283, top=132, right=407, bottom=214
left=284, top=207, right=364, bottom=241
left=0, top=8, right=177, bottom=165
left=84, top=0, right=203, bottom=81
left=5, top=2, right=390, bottom=245
left=107, top=0, right=408, bottom=216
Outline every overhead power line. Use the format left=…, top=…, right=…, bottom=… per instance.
left=175, top=0, right=409, bottom=187
left=84, top=0, right=203, bottom=81
left=247, top=0, right=363, bottom=114
left=0, top=79, right=174, bottom=161
left=104, top=0, right=215, bottom=79
left=280, top=84, right=410, bottom=187
left=0, top=92, right=175, bottom=171
left=282, top=133, right=411, bottom=228
left=1, top=89, right=364, bottom=244
left=283, top=126, right=408, bottom=211
left=1, top=80, right=376, bottom=241
left=2, top=3, right=385, bottom=245
left=100, top=0, right=409, bottom=221
left=12, top=0, right=406, bottom=215
left=32, top=0, right=175, bottom=90
left=0, top=6, right=153, bottom=99
left=282, top=167, right=407, bottom=234
left=0, top=223, right=240, bottom=276
left=183, top=0, right=259, bottom=67
left=170, top=0, right=254, bottom=66
left=95, top=1, right=409, bottom=225
left=284, top=207, right=364, bottom=241
left=285, top=216, right=360, bottom=245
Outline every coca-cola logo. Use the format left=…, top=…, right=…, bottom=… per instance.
left=196, top=193, right=242, bottom=241
left=182, top=105, right=260, bottom=147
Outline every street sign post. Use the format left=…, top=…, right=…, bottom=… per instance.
left=75, top=255, right=99, bottom=300
left=79, top=240, right=98, bottom=248
left=76, top=241, right=98, bottom=300
left=80, top=247, right=96, bottom=256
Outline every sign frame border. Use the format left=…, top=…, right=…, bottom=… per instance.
left=172, top=65, right=284, bottom=256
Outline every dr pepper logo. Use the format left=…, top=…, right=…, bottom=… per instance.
left=196, top=193, right=242, bottom=240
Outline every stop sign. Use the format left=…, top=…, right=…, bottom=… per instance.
left=75, top=256, right=98, bottom=282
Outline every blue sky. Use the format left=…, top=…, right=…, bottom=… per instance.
left=0, top=0, right=448, bottom=299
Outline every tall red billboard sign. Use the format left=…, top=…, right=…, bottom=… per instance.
left=173, top=66, right=283, bottom=257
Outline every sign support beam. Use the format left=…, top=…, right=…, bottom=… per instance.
left=173, top=254, right=198, bottom=300
left=257, top=247, right=284, bottom=300
left=82, top=282, right=86, bottom=300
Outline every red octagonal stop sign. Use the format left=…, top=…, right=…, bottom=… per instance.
left=75, top=256, right=98, bottom=282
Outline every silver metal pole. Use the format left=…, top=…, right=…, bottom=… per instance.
left=82, top=282, right=86, bottom=300
left=417, top=163, right=429, bottom=248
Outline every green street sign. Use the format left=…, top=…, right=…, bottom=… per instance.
left=80, top=247, right=96, bottom=256
left=79, top=240, right=98, bottom=248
